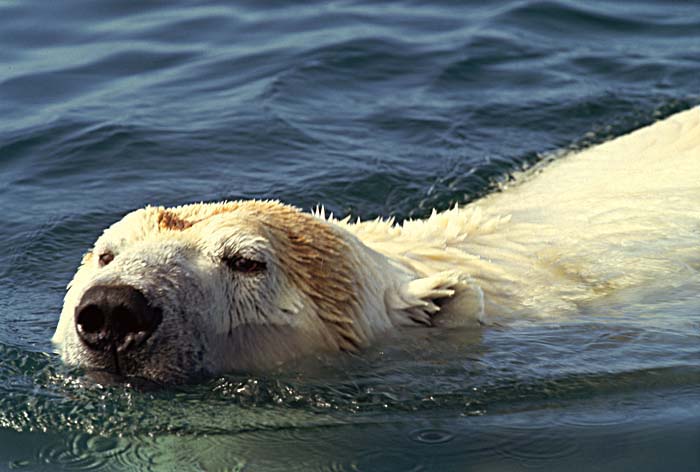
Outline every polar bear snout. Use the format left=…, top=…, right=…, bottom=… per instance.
left=75, top=285, right=163, bottom=354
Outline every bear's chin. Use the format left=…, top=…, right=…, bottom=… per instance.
left=69, top=341, right=200, bottom=386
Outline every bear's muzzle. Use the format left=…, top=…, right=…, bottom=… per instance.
left=75, top=285, right=163, bottom=354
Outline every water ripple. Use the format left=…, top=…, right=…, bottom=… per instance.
left=408, top=428, right=455, bottom=445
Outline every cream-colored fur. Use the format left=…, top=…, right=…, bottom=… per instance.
left=53, top=107, right=700, bottom=382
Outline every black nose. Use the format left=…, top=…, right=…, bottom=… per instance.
left=75, top=285, right=163, bottom=353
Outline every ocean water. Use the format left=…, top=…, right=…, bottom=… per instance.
left=1, top=0, right=699, bottom=470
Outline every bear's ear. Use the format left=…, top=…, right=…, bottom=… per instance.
left=385, top=271, right=462, bottom=325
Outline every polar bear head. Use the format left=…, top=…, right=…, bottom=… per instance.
left=53, top=200, right=460, bottom=383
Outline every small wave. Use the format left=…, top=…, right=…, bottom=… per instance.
left=500, top=0, right=700, bottom=37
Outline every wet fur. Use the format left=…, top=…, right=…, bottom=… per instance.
left=53, top=107, right=700, bottom=382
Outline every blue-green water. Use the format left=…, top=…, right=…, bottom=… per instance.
left=1, top=1, right=699, bottom=470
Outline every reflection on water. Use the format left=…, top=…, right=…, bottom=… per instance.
left=3, top=389, right=698, bottom=471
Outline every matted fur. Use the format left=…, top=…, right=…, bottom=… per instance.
left=53, top=107, right=700, bottom=383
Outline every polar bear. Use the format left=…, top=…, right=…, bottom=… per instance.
left=53, top=107, right=700, bottom=383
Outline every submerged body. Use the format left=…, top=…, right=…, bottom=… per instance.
left=53, top=107, right=700, bottom=383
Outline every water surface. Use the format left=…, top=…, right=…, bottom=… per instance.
left=1, top=0, right=699, bottom=470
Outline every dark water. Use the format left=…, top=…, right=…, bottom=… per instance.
left=1, top=0, right=700, bottom=470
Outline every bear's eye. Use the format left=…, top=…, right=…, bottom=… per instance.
left=98, top=252, right=114, bottom=267
left=223, top=255, right=266, bottom=274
